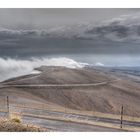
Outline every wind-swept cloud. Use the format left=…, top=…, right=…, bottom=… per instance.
left=0, top=57, right=88, bottom=82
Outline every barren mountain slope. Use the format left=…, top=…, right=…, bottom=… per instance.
left=1, top=66, right=140, bottom=117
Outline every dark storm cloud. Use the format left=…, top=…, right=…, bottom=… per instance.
left=0, top=9, right=140, bottom=58
left=85, top=13, right=140, bottom=42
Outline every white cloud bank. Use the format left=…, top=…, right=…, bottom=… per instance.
left=0, top=57, right=88, bottom=82
left=95, top=62, right=104, bottom=66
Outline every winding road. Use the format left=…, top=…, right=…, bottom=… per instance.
left=0, top=79, right=120, bottom=89
left=1, top=73, right=136, bottom=131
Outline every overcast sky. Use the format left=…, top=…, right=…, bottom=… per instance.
left=0, top=9, right=140, bottom=66
left=0, top=9, right=139, bottom=29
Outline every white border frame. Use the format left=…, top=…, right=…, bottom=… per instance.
left=0, top=0, right=140, bottom=8
left=0, top=0, right=140, bottom=140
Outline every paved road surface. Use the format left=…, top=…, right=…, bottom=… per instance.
left=23, top=116, right=122, bottom=131
left=10, top=106, right=140, bottom=128
left=1, top=104, right=139, bottom=131
left=0, top=112, right=122, bottom=132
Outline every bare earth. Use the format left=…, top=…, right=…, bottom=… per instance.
left=0, top=66, right=140, bottom=131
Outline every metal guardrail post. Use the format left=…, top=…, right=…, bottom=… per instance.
left=120, top=105, right=123, bottom=129
left=7, top=96, right=10, bottom=118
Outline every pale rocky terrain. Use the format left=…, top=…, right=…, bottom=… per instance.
left=0, top=66, right=140, bottom=117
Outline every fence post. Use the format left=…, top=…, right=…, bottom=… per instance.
left=120, top=105, right=123, bottom=129
left=65, top=104, right=66, bottom=113
left=7, top=96, right=10, bottom=118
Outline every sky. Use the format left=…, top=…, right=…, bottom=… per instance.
left=0, top=9, right=138, bottom=29
left=0, top=9, right=140, bottom=66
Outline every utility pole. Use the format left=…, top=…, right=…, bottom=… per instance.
left=120, top=105, right=123, bottom=129
left=7, top=96, right=10, bottom=118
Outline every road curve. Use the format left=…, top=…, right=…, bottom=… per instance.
left=0, top=79, right=121, bottom=89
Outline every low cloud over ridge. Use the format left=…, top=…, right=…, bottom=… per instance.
left=0, top=57, right=88, bottom=82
